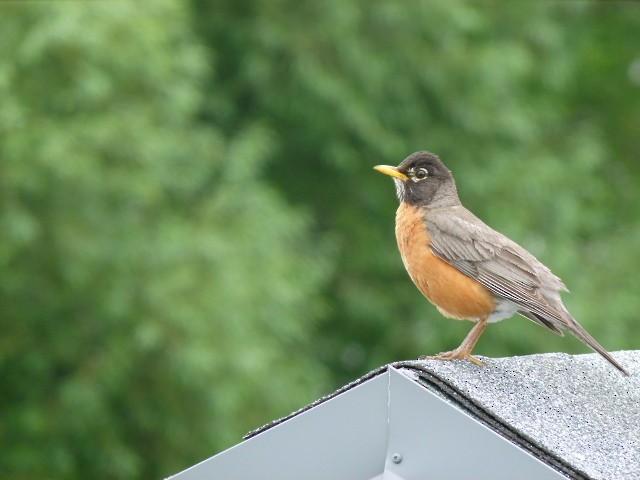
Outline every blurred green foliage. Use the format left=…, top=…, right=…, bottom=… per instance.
left=1, top=1, right=639, bottom=478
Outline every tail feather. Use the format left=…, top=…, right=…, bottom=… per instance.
left=564, top=316, right=629, bottom=376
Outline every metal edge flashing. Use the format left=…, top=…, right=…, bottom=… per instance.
left=243, top=364, right=389, bottom=440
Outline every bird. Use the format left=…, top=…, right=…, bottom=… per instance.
left=374, top=151, right=628, bottom=375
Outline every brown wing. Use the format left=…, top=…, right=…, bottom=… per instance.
left=426, top=208, right=567, bottom=334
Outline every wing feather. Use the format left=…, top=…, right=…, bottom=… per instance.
left=426, top=208, right=568, bottom=333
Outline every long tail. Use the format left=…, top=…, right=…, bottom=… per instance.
left=564, top=315, right=629, bottom=376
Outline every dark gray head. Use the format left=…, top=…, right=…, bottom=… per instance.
left=374, top=151, right=461, bottom=208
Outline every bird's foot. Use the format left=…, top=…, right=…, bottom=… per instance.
left=419, top=349, right=485, bottom=366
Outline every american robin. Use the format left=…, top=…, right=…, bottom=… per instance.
left=375, top=151, right=628, bottom=375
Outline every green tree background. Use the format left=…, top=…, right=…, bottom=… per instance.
left=1, top=1, right=638, bottom=478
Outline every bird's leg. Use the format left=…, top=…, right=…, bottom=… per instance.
left=420, top=317, right=489, bottom=366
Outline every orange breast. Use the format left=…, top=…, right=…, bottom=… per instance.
left=395, top=203, right=495, bottom=321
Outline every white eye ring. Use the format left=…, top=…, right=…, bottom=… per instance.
left=413, top=167, right=428, bottom=180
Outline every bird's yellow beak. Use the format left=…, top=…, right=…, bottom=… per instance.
left=374, top=165, right=409, bottom=181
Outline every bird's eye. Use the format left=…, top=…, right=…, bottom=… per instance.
left=414, top=168, right=428, bottom=180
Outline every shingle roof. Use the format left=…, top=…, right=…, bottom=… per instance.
left=247, top=351, right=640, bottom=480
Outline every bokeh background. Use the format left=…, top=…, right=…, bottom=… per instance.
left=1, top=1, right=639, bottom=478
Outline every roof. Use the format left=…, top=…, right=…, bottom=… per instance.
left=169, top=350, right=639, bottom=480
left=247, top=351, right=639, bottom=480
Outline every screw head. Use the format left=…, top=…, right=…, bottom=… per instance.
left=392, top=453, right=402, bottom=464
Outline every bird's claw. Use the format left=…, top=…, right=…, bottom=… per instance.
left=419, top=350, right=485, bottom=366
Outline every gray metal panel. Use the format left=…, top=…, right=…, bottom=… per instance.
left=384, top=368, right=566, bottom=480
left=167, top=373, right=390, bottom=480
